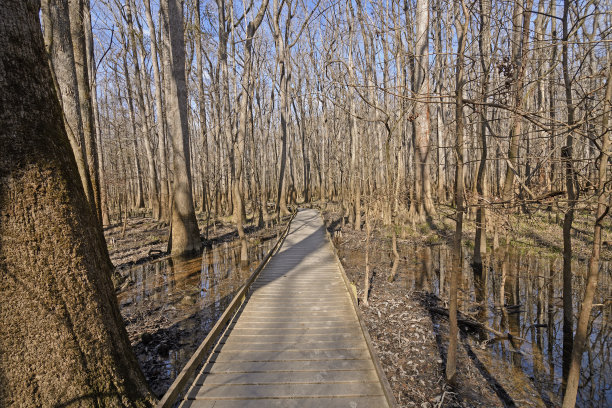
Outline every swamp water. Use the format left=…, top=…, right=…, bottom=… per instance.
left=117, top=237, right=277, bottom=396
left=394, top=244, right=610, bottom=407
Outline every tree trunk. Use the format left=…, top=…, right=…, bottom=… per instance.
left=233, top=0, right=269, bottom=262
left=126, top=0, right=161, bottom=219
left=414, top=0, right=436, bottom=220
left=195, top=0, right=209, bottom=216
left=346, top=0, right=361, bottom=230
left=68, top=0, right=101, bottom=222
left=41, top=0, right=96, bottom=213
left=0, top=1, right=154, bottom=404
left=161, top=0, right=201, bottom=256
left=560, top=0, right=578, bottom=391
left=502, top=0, right=533, bottom=202
left=121, top=52, right=145, bottom=210
left=447, top=0, right=468, bottom=384
left=474, top=0, right=491, bottom=266
left=83, top=0, right=109, bottom=226
left=562, top=58, right=611, bottom=408
left=144, top=0, right=171, bottom=222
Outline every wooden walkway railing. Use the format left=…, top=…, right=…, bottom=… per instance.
left=158, top=209, right=396, bottom=408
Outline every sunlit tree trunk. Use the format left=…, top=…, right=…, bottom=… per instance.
left=161, top=0, right=201, bottom=256
left=234, top=0, right=269, bottom=262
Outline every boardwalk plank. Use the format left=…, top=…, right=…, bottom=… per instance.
left=178, top=209, right=391, bottom=407
left=195, top=370, right=379, bottom=385
left=204, top=359, right=376, bottom=373
left=181, top=396, right=387, bottom=408
left=187, top=382, right=384, bottom=399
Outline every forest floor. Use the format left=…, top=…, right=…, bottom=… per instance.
left=105, top=212, right=286, bottom=273
left=320, top=201, right=611, bottom=408
left=104, top=213, right=290, bottom=397
left=104, top=204, right=610, bottom=401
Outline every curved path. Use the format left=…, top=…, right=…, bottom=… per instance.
left=180, top=209, right=391, bottom=407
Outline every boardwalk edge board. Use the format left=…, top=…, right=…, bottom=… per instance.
left=157, top=212, right=296, bottom=408
left=321, top=212, right=399, bottom=408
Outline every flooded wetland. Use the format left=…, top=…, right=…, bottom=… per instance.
left=397, top=245, right=611, bottom=407
left=330, top=216, right=610, bottom=407
left=108, top=213, right=610, bottom=406
left=109, top=218, right=280, bottom=397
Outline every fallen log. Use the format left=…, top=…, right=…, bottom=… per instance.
left=428, top=306, right=526, bottom=343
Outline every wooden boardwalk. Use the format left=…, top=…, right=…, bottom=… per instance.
left=179, top=209, right=393, bottom=407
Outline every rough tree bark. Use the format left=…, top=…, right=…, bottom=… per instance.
left=0, top=1, right=154, bottom=405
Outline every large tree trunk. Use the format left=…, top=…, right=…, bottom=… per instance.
left=0, top=1, right=154, bottom=405
left=161, top=0, right=201, bottom=256
left=121, top=52, right=145, bottom=210
left=271, top=0, right=292, bottom=218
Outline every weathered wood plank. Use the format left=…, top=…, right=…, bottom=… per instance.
left=187, top=382, right=384, bottom=399
left=211, top=348, right=369, bottom=362
left=218, top=333, right=362, bottom=343
left=195, top=369, right=379, bottom=385
left=180, top=396, right=387, bottom=408
left=219, top=340, right=366, bottom=350
left=204, top=359, right=376, bottom=373
left=170, top=210, right=394, bottom=407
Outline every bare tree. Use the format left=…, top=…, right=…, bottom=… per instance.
left=161, top=0, right=201, bottom=255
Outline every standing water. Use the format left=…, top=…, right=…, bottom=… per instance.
left=117, top=236, right=278, bottom=397
left=394, top=244, right=611, bottom=407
